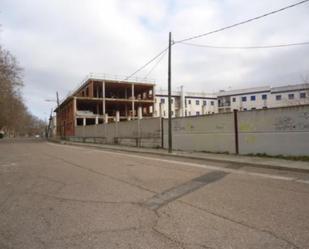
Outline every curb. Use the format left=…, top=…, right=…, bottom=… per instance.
left=47, top=139, right=309, bottom=174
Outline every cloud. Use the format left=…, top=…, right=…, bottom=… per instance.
left=1, top=0, right=309, bottom=118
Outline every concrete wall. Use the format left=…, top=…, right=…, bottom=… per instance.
left=74, top=105, right=309, bottom=156
left=163, top=113, right=235, bottom=153
left=238, top=105, right=309, bottom=156
left=163, top=105, right=309, bottom=156
left=74, top=118, right=161, bottom=148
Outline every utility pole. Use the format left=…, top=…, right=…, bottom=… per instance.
left=56, top=91, right=61, bottom=137
left=56, top=91, right=60, bottom=107
left=168, top=32, right=172, bottom=153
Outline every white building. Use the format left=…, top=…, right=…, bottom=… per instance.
left=217, top=83, right=309, bottom=113
left=154, top=83, right=309, bottom=117
left=154, top=87, right=217, bottom=118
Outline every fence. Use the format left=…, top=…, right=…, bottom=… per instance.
left=163, top=105, right=309, bottom=156
left=237, top=105, right=309, bottom=156
left=71, top=105, right=309, bottom=156
left=73, top=118, right=161, bottom=148
left=163, top=112, right=235, bottom=153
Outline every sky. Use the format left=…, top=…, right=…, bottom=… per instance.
left=1, top=0, right=309, bottom=119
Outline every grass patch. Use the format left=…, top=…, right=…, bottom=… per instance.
left=247, top=153, right=309, bottom=162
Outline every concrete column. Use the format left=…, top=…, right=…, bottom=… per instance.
left=138, top=106, right=142, bottom=120
left=88, top=81, right=94, bottom=97
left=180, top=85, right=185, bottom=117
left=73, top=97, right=77, bottom=127
left=104, top=113, right=108, bottom=124
left=115, top=111, right=120, bottom=122
left=152, top=87, right=156, bottom=117
left=131, top=84, right=135, bottom=119
left=95, top=116, right=99, bottom=125
left=102, top=81, right=106, bottom=114
left=83, top=118, right=86, bottom=126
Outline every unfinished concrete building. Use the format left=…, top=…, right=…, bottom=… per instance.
left=55, top=75, right=155, bottom=137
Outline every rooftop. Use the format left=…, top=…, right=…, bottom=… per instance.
left=57, top=73, right=156, bottom=109
left=217, top=86, right=270, bottom=97
left=271, top=83, right=309, bottom=93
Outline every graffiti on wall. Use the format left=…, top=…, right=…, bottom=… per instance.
left=274, top=112, right=309, bottom=131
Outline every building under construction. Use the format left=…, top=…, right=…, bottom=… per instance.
left=55, top=75, right=155, bottom=137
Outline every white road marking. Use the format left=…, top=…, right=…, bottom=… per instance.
left=47, top=142, right=309, bottom=185
left=296, top=179, right=309, bottom=184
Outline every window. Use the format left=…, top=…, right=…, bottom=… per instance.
left=188, top=99, right=191, bottom=104
left=77, top=118, right=83, bottom=126
left=242, top=96, right=247, bottom=102
left=196, top=111, right=200, bottom=116
left=203, top=100, right=207, bottom=105
left=288, top=93, right=294, bottom=100
left=262, top=94, right=267, bottom=100
left=185, top=110, right=187, bottom=116
left=251, top=107, right=256, bottom=110
left=171, top=98, right=174, bottom=104
left=160, top=98, right=165, bottom=104
left=276, top=95, right=282, bottom=101
left=251, top=96, right=256, bottom=101
left=196, top=100, right=200, bottom=105
left=171, top=111, right=174, bottom=116
left=300, top=92, right=306, bottom=98
left=188, top=111, right=191, bottom=116
left=210, top=101, right=214, bottom=106
left=232, top=97, right=236, bottom=102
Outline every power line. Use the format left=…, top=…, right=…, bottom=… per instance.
left=179, top=41, right=309, bottom=49
left=144, top=50, right=167, bottom=78
left=175, top=0, right=309, bottom=43
left=125, top=0, right=309, bottom=81
left=124, top=47, right=169, bottom=81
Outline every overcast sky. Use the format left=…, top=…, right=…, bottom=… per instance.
left=1, top=0, right=309, bottom=119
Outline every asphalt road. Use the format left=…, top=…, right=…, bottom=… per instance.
left=1, top=138, right=309, bottom=249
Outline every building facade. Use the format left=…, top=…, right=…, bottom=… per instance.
left=54, top=73, right=309, bottom=137
left=55, top=75, right=155, bottom=136
left=154, top=87, right=218, bottom=118
left=155, top=83, right=309, bottom=117
left=217, top=84, right=309, bottom=113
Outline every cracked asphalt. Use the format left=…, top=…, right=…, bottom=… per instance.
left=1, top=138, right=309, bottom=249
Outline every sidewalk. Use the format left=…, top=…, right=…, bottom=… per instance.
left=49, top=139, right=309, bottom=173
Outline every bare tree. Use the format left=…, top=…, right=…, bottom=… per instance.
left=0, top=44, right=46, bottom=136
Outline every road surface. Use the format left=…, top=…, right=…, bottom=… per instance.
left=1, top=138, right=309, bottom=249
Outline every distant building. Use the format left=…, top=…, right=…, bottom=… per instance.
left=54, top=73, right=309, bottom=137
left=47, top=115, right=57, bottom=137
left=217, top=83, right=309, bottom=113
left=155, top=83, right=309, bottom=116
left=154, top=87, right=218, bottom=118
left=54, top=74, right=155, bottom=136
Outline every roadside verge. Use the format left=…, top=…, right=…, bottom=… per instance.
left=48, top=139, right=309, bottom=174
